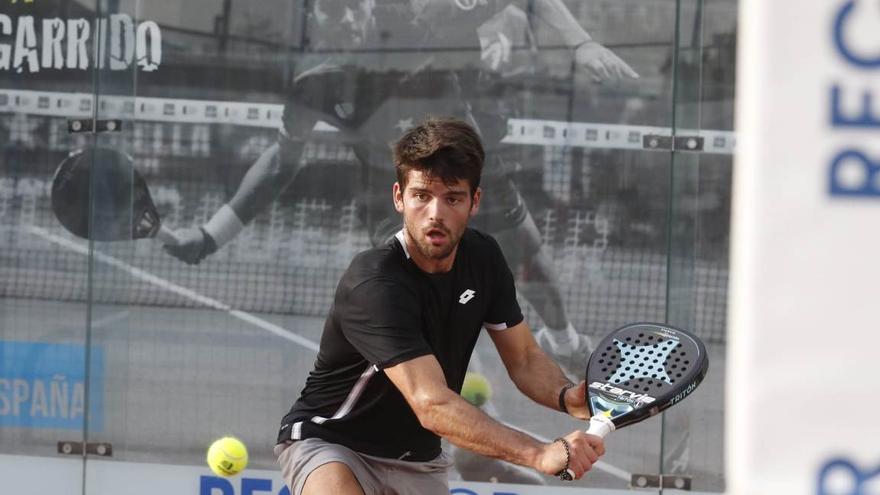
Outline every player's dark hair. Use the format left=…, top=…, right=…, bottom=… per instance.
left=393, top=117, right=484, bottom=196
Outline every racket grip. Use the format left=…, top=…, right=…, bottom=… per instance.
left=585, top=415, right=615, bottom=438
left=155, top=225, right=180, bottom=245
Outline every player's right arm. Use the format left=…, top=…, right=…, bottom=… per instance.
left=163, top=140, right=296, bottom=265
left=384, top=354, right=604, bottom=479
left=340, top=270, right=603, bottom=479
left=227, top=139, right=307, bottom=223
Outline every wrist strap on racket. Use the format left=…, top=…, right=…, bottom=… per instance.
left=198, top=227, right=219, bottom=258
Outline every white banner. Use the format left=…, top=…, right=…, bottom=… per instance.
left=728, top=0, right=880, bottom=493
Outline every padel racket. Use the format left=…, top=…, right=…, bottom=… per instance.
left=559, top=322, right=708, bottom=480
left=51, top=147, right=178, bottom=244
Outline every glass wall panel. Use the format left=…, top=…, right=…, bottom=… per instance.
left=663, top=0, right=735, bottom=491
left=99, top=0, right=679, bottom=490
left=81, top=0, right=143, bottom=490
left=1, top=0, right=102, bottom=491
left=0, top=0, right=735, bottom=493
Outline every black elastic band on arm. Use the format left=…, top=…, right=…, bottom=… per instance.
left=558, top=383, right=576, bottom=414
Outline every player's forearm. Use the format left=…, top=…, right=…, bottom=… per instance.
left=506, top=343, right=573, bottom=412
left=227, top=142, right=294, bottom=223
left=199, top=143, right=293, bottom=252
left=531, top=0, right=592, bottom=47
left=414, top=388, right=544, bottom=468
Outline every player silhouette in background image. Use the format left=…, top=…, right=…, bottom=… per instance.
left=272, top=117, right=604, bottom=494
left=163, top=0, right=640, bottom=378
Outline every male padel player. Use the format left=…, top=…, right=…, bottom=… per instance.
left=273, top=118, right=603, bottom=495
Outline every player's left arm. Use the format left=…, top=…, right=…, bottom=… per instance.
left=530, top=0, right=639, bottom=81
left=488, top=321, right=589, bottom=420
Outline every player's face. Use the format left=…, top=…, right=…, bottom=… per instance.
left=394, top=170, right=481, bottom=272
left=313, top=0, right=375, bottom=46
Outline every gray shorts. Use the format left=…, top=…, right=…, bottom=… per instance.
left=275, top=438, right=453, bottom=495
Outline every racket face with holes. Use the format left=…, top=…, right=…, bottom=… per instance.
left=586, top=322, right=708, bottom=429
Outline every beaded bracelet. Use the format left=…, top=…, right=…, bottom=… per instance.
left=554, top=437, right=574, bottom=481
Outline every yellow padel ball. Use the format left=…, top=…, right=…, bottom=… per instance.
left=206, top=436, right=248, bottom=477
left=461, top=371, right=492, bottom=407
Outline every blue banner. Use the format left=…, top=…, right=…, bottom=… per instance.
left=0, top=341, right=103, bottom=430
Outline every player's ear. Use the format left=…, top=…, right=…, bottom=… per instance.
left=393, top=182, right=404, bottom=213
left=469, top=187, right=481, bottom=217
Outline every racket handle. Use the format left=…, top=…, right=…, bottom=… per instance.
left=585, top=415, right=615, bottom=438
left=155, top=225, right=180, bottom=245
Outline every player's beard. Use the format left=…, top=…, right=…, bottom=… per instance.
left=404, top=221, right=461, bottom=261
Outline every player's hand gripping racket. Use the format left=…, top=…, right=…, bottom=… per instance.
left=51, top=147, right=179, bottom=245
left=559, top=322, right=708, bottom=481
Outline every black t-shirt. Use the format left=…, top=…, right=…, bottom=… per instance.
left=278, top=228, right=523, bottom=461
